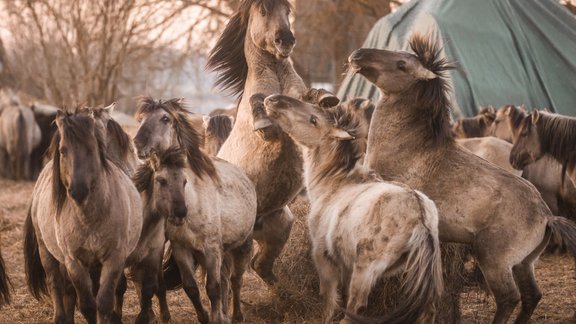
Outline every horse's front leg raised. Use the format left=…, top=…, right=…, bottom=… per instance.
left=97, top=258, right=125, bottom=324
left=64, top=258, right=97, bottom=324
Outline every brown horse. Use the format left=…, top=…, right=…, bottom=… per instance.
left=456, top=137, right=521, bottom=176
left=0, top=91, right=41, bottom=180
left=511, top=110, right=576, bottom=188
left=202, top=114, right=234, bottom=156
left=206, top=0, right=312, bottom=284
left=24, top=109, right=143, bottom=324
left=135, top=146, right=256, bottom=324
left=350, top=34, right=576, bottom=323
left=265, top=94, right=443, bottom=324
left=452, top=106, right=496, bottom=139
left=490, top=104, right=527, bottom=143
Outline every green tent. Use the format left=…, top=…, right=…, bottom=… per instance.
left=337, top=0, right=576, bottom=117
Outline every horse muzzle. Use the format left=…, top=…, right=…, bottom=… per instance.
left=69, top=184, right=89, bottom=204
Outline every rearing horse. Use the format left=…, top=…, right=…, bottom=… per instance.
left=206, top=0, right=308, bottom=283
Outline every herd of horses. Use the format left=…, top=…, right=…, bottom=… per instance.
left=0, top=0, right=575, bottom=323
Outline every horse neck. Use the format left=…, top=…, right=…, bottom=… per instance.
left=302, top=145, right=363, bottom=202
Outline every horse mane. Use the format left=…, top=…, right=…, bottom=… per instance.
left=400, top=34, right=456, bottom=147
left=133, top=147, right=187, bottom=195
left=534, top=112, right=576, bottom=172
left=206, top=115, right=233, bottom=142
left=506, top=105, right=527, bottom=135
left=49, top=110, right=109, bottom=215
left=206, top=0, right=292, bottom=98
left=313, top=105, right=365, bottom=182
left=136, top=97, right=218, bottom=181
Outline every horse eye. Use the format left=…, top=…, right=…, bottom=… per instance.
left=183, top=179, right=187, bottom=187
left=59, top=147, right=68, bottom=156
left=161, top=115, right=170, bottom=123
left=309, top=115, right=317, bottom=126
left=397, top=60, right=406, bottom=71
left=157, top=178, right=168, bottom=186
left=259, top=7, right=267, bottom=16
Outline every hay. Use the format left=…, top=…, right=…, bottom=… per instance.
left=273, top=195, right=470, bottom=323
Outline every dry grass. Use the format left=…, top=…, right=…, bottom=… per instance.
left=0, top=179, right=575, bottom=323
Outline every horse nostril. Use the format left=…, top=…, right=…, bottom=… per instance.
left=275, top=37, right=282, bottom=45
left=173, top=204, right=188, bottom=219
left=69, top=185, right=89, bottom=204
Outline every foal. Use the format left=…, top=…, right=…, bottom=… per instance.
left=264, top=94, right=443, bottom=324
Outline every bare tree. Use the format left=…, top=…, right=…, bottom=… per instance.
left=293, top=0, right=391, bottom=88
left=1, top=0, right=232, bottom=107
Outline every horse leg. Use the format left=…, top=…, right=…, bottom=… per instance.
left=156, top=261, right=171, bottom=323
left=312, top=245, right=340, bottom=324
left=112, top=272, right=127, bottom=324
left=220, top=255, right=232, bottom=318
left=478, top=259, right=520, bottom=324
left=512, top=263, right=542, bottom=324
left=341, top=265, right=378, bottom=324
left=60, top=264, right=76, bottom=324
left=252, top=206, right=293, bottom=285
left=172, top=246, right=209, bottom=324
left=96, top=258, right=125, bottom=324
left=38, top=247, right=68, bottom=324
left=135, top=253, right=163, bottom=324
left=230, top=236, right=253, bottom=322
left=204, top=250, right=227, bottom=324
left=65, top=259, right=97, bottom=324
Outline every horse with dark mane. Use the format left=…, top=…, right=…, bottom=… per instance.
left=203, top=114, right=234, bottom=156
left=452, top=106, right=495, bottom=139
left=349, top=33, right=576, bottom=323
left=205, top=0, right=321, bottom=283
left=511, top=110, right=576, bottom=188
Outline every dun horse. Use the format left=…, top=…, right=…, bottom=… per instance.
left=349, top=34, right=576, bottom=323
left=24, top=109, right=143, bottom=324
left=264, top=94, right=443, bottom=324
left=0, top=92, right=41, bottom=180
left=206, top=0, right=340, bottom=283
left=0, top=248, right=10, bottom=307
left=134, top=145, right=256, bottom=324
left=202, top=114, right=234, bottom=156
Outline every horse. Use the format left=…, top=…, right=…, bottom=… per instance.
left=452, top=106, right=495, bottom=139
left=456, top=137, right=521, bottom=176
left=349, top=33, right=576, bottom=323
left=490, top=105, right=576, bottom=216
left=263, top=94, right=443, bottom=324
left=205, top=0, right=340, bottom=284
left=23, top=109, right=143, bottom=324
left=202, top=114, right=234, bottom=156
left=0, top=91, right=41, bottom=180
left=0, top=248, right=10, bottom=307
left=30, top=103, right=59, bottom=179
left=134, top=146, right=257, bottom=324
left=510, top=110, right=576, bottom=187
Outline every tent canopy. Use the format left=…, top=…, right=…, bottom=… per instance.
left=337, top=0, right=576, bottom=117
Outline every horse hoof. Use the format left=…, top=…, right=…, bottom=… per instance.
left=251, top=262, right=278, bottom=285
left=233, top=312, right=245, bottom=323
left=161, top=313, right=171, bottom=323
left=253, top=118, right=273, bottom=131
left=198, top=311, right=210, bottom=324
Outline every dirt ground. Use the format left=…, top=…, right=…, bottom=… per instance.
left=0, top=178, right=575, bottom=323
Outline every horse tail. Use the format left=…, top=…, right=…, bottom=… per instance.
left=14, top=110, right=29, bottom=180
left=379, top=192, right=444, bottom=324
left=0, top=248, right=11, bottom=306
left=547, top=215, right=576, bottom=258
left=23, top=206, right=47, bottom=300
left=162, top=248, right=182, bottom=290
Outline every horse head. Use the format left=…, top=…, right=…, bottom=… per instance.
left=53, top=110, right=108, bottom=206
left=510, top=111, right=542, bottom=170
left=245, top=0, right=295, bottom=59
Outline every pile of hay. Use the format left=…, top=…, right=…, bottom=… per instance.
left=272, top=195, right=470, bottom=323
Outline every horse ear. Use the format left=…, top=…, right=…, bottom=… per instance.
left=412, top=64, right=437, bottom=80
left=482, top=114, right=495, bottom=125
left=228, top=116, right=235, bottom=125
left=505, top=106, right=512, bottom=116
left=531, top=110, right=540, bottom=124
left=150, top=153, right=161, bottom=171
left=103, top=102, right=116, bottom=114
left=487, top=105, right=495, bottom=114
left=329, top=127, right=355, bottom=141
left=202, top=115, right=210, bottom=128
